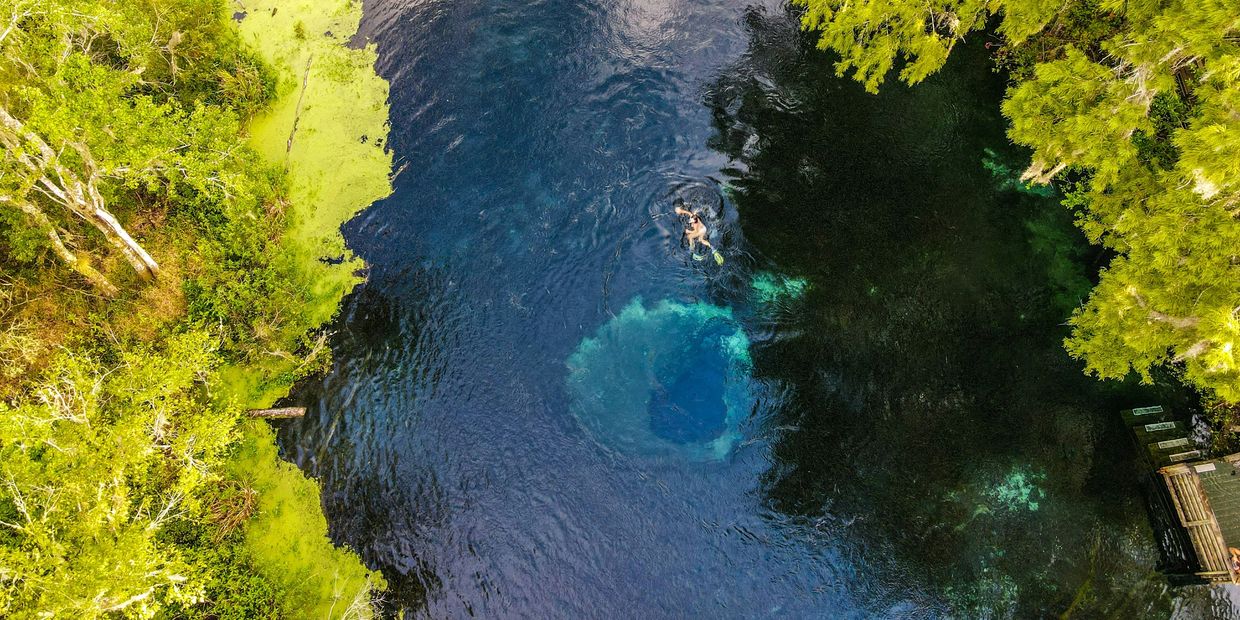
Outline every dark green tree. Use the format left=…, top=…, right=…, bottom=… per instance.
left=796, top=0, right=1240, bottom=399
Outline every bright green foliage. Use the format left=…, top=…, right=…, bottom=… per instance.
left=798, top=0, right=1240, bottom=400
left=0, top=0, right=274, bottom=115
left=222, top=0, right=394, bottom=406
left=997, top=0, right=1064, bottom=43
left=1, top=0, right=374, bottom=387
left=1002, top=48, right=1157, bottom=185
left=1176, top=82, right=1240, bottom=200
left=0, top=0, right=276, bottom=293
left=0, top=0, right=389, bottom=616
left=0, top=336, right=376, bottom=618
left=0, top=0, right=317, bottom=359
left=796, top=0, right=979, bottom=93
left=170, top=541, right=284, bottom=620
left=0, top=333, right=237, bottom=617
left=226, top=423, right=379, bottom=619
left=794, top=0, right=1061, bottom=93
left=1066, top=177, right=1240, bottom=399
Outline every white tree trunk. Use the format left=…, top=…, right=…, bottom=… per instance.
left=77, top=158, right=160, bottom=280
left=0, top=107, right=160, bottom=283
left=1020, top=160, right=1067, bottom=185
left=1, top=195, right=119, bottom=296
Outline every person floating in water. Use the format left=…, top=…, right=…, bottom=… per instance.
left=675, top=205, right=724, bottom=265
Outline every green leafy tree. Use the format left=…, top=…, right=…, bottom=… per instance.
left=1002, top=48, right=1158, bottom=185
left=0, top=0, right=272, bottom=295
left=0, top=0, right=384, bottom=616
left=0, top=332, right=241, bottom=617
left=795, top=0, right=1240, bottom=400
left=797, top=0, right=1063, bottom=93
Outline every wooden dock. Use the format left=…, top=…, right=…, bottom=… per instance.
left=1161, top=454, right=1240, bottom=583
left=1121, top=405, right=1220, bottom=582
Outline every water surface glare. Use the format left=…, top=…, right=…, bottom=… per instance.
left=276, top=0, right=1236, bottom=615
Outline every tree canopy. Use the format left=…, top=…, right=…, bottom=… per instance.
left=0, top=0, right=273, bottom=294
left=797, top=0, right=1240, bottom=400
left=0, top=333, right=235, bottom=616
left=0, top=0, right=385, bottom=616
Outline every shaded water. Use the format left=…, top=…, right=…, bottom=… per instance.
left=278, top=0, right=1239, bottom=616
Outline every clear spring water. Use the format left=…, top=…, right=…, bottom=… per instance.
left=567, top=298, right=752, bottom=461
left=276, top=0, right=1240, bottom=616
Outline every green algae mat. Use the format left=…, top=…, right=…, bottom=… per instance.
left=222, top=0, right=393, bottom=406
left=222, top=2, right=395, bottom=616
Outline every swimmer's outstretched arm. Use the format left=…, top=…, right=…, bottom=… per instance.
left=674, top=206, right=694, bottom=217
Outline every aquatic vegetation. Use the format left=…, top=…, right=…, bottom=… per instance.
left=750, top=271, right=810, bottom=305
left=226, top=422, right=381, bottom=618
left=984, top=467, right=1047, bottom=513
left=224, top=0, right=394, bottom=407
left=948, top=465, right=1047, bottom=523
left=981, top=148, right=1056, bottom=198
left=1023, top=208, right=1093, bottom=313
left=567, top=298, right=753, bottom=461
left=229, top=0, right=392, bottom=613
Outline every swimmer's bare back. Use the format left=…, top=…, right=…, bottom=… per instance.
left=675, top=207, right=711, bottom=247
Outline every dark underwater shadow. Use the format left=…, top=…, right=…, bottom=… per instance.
left=705, top=6, right=1198, bottom=616
left=276, top=279, right=451, bottom=615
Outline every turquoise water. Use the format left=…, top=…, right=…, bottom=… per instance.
left=273, top=0, right=1239, bottom=616
left=567, top=298, right=752, bottom=461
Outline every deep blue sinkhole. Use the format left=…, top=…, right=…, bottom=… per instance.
left=567, top=298, right=752, bottom=461
left=648, top=345, right=729, bottom=444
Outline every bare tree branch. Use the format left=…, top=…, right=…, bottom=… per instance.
left=0, top=194, right=119, bottom=296
left=0, top=106, right=161, bottom=284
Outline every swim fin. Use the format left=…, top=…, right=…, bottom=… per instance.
left=713, top=251, right=724, bottom=265
left=692, top=253, right=706, bottom=261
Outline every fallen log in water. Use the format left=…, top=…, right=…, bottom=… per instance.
left=246, top=407, right=306, bottom=419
